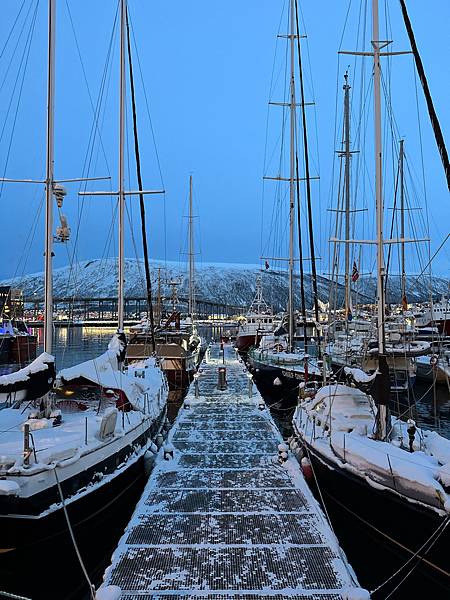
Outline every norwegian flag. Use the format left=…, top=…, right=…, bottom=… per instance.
left=351, top=261, right=359, bottom=282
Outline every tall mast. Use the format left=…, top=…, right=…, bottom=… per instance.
left=44, top=0, right=56, bottom=354
left=372, top=0, right=391, bottom=440
left=117, top=0, right=126, bottom=332
left=373, top=0, right=385, bottom=355
left=399, top=139, right=406, bottom=306
left=343, top=72, right=352, bottom=320
left=188, top=175, right=195, bottom=319
left=288, top=0, right=296, bottom=353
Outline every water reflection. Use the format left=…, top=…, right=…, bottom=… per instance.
left=17, top=324, right=448, bottom=600
left=38, top=325, right=449, bottom=439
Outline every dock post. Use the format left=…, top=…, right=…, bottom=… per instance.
left=194, top=372, right=199, bottom=397
left=247, top=372, right=253, bottom=397
left=217, top=366, right=227, bottom=390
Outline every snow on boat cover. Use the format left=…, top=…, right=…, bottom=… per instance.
left=98, top=343, right=368, bottom=599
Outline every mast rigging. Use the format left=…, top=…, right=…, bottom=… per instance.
left=125, top=9, right=156, bottom=350
left=399, top=0, right=450, bottom=191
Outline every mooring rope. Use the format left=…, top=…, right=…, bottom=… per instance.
left=0, top=591, right=32, bottom=600
left=53, top=468, right=96, bottom=600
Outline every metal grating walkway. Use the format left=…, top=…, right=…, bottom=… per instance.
left=100, top=344, right=366, bottom=599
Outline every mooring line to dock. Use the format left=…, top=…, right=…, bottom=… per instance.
left=54, top=468, right=96, bottom=600
left=0, top=591, right=32, bottom=600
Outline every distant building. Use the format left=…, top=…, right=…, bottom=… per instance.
left=0, top=286, right=24, bottom=320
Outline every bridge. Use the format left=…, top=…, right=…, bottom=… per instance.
left=24, top=296, right=246, bottom=323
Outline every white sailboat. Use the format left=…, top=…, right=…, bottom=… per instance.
left=247, top=0, right=322, bottom=403
left=326, top=82, right=430, bottom=393
left=0, top=0, right=167, bottom=569
left=292, top=0, right=450, bottom=590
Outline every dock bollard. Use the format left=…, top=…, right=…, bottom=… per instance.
left=217, top=366, right=227, bottom=390
left=247, top=372, right=253, bottom=397
left=163, top=443, right=174, bottom=460
left=194, top=372, right=199, bottom=398
left=96, top=586, right=121, bottom=600
left=278, top=443, right=288, bottom=464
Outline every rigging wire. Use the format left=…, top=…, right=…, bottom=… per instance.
left=399, top=0, right=450, bottom=192
left=0, top=0, right=39, bottom=199
left=0, top=0, right=31, bottom=96
left=125, top=7, right=156, bottom=345
left=127, top=11, right=166, bottom=266
left=294, top=0, right=319, bottom=326
left=261, top=0, right=287, bottom=264
left=60, top=2, right=119, bottom=345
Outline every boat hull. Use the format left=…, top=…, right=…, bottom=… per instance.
left=416, top=359, right=449, bottom=385
left=235, top=333, right=260, bottom=353
left=292, top=433, right=450, bottom=594
left=247, top=357, right=299, bottom=408
left=0, top=360, right=56, bottom=405
left=329, top=357, right=415, bottom=393
left=0, top=408, right=166, bottom=589
left=0, top=454, right=150, bottom=599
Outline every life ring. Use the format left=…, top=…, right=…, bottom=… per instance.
left=430, top=354, right=439, bottom=367
left=274, top=343, right=284, bottom=353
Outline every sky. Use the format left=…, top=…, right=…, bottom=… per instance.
left=0, top=0, right=448, bottom=283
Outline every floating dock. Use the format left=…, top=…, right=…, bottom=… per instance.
left=99, top=343, right=368, bottom=599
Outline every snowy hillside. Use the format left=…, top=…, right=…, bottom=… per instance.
left=1, top=258, right=447, bottom=310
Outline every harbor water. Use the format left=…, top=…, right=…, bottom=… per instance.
left=2, top=325, right=447, bottom=599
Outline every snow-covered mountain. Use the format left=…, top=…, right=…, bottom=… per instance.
left=1, top=258, right=448, bottom=310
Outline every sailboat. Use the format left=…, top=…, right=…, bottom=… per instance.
left=292, top=0, right=450, bottom=590
left=235, top=277, right=276, bottom=353
left=326, top=81, right=430, bottom=393
left=0, top=0, right=167, bottom=566
left=247, top=0, right=322, bottom=405
left=127, top=175, right=203, bottom=388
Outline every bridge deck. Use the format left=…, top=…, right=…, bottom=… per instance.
left=100, top=344, right=365, bottom=599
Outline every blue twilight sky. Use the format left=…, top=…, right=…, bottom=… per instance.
left=0, top=0, right=448, bottom=283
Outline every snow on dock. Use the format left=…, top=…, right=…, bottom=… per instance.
left=99, top=343, right=368, bottom=599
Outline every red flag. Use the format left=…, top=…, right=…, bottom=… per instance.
left=351, top=261, right=359, bottom=282
left=265, top=260, right=270, bottom=270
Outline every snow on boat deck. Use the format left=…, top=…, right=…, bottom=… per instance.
left=100, top=344, right=366, bottom=599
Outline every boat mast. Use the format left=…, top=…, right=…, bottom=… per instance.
left=373, top=0, right=385, bottom=355
left=117, top=0, right=126, bottom=333
left=188, top=175, right=195, bottom=320
left=399, top=139, right=406, bottom=307
left=343, top=72, right=352, bottom=322
left=288, top=0, right=296, bottom=353
left=43, top=0, right=56, bottom=354
left=372, top=0, right=390, bottom=440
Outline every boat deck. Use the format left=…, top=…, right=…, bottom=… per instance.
left=100, top=343, right=365, bottom=599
